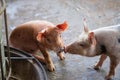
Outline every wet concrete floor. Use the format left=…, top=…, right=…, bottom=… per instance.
left=5, top=0, right=120, bottom=80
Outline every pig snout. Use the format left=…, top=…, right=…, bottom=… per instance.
left=56, top=47, right=65, bottom=53
left=64, top=45, right=72, bottom=53
left=64, top=46, right=67, bottom=53
left=64, top=42, right=83, bottom=55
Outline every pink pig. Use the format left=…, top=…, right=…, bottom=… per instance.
left=65, top=19, right=120, bottom=80
left=9, top=20, right=67, bottom=71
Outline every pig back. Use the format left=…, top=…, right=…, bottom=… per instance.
left=9, top=20, right=55, bottom=53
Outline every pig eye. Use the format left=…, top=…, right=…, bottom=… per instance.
left=60, top=34, right=61, bottom=37
left=46, top=38, right=51, bottom=43
left=79, top=43, right=84, bottom=47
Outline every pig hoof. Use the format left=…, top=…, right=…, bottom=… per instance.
left=47, top=64, right=55, bottom=72
left=93, top=64, right=101, bottom=71
left=48, top=67, right=55, bottom=72
left=48, top=68, right=55, bottom=72
left=105, top=76, right=112, bottom=80
left=58, top=54, right=65, bottom=60
left=60, top=56, right=65, bottom=60
left=94, top=66, right=100, bottom=71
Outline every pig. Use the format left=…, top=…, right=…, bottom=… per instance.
left=9, top=20, right=67, bottom=71
left=65, top=19, right=120, bottom=80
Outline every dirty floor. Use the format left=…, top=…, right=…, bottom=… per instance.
left=5, top=0, right=120, bottom=80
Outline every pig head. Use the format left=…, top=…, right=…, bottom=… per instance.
left=65, top=22, right=97, bottom=57
left=36, top=21, right=67, bottom=53
left=9, top=20, right=67, bottom=71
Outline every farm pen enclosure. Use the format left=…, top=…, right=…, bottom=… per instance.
left=1, top=0, right=120, bottom=80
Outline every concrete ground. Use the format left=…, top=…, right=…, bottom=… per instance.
left=5, top=0, right=120, bottom=80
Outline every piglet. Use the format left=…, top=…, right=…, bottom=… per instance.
left=65, top=19, right=120, bottom=80
left=9, top=20, right=67, bottom=71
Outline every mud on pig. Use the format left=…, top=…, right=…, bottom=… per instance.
left=9, top=20, right=67, bottom=71
left=65, top=19, right=120, bottom=80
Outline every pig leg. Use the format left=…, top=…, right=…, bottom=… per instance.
left=105, top=55, right=119, bottom=80
left=32, top=54, right=46, bottom=63
left=40, top=49, right=55, bottom=71
left=23, top=49, right=46, bottom=63
left=94, top=54, right=107, bottom=70
left=57, top=52, right=65, bottom=60
left=19, top=48, right=46, bottom=63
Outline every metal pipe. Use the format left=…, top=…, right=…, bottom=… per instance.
left=3, top=4, right=12, bottom=80
left=4, top=8, right=11, bottom=70
left=0, top=46, right=5, bottom=80
left=8, top=57, right=34, bottom=60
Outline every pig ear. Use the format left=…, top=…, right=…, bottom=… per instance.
left=36, top=30, right=45, bottom=41
left=56, top=21, right=67, bottom=31
left=88, top=32, right=96, bottom=46
left=36, top=32, right=43, bottom=42
left=83, top=18, right=89, bottom=33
